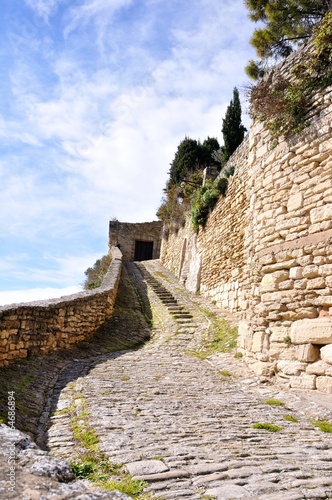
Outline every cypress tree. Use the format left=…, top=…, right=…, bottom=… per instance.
left=221, top=87, right=247, bottom=164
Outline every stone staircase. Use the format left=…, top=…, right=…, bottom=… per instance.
left=135, top=262, right=196, bottom=332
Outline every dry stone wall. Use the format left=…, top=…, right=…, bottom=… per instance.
left=161, top=136, right=250, bottom=308
left=161, top=45, right=332, bottom=392
left=241, top=81, right=332, bottom=392
left=0, top=248, right=122, bottom=367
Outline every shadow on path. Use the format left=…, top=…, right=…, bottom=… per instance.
left=0, top=263, right=152, bottom=449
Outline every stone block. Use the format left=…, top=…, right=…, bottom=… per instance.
left=251, top=361, right=276, bottom=377
left=269, top=344, right=296, bottom=360
left=294, top=279, right=307, bottom=289
left=310, top=203, right=332, bottom=224
left=277, top=360, right=307, bottom=375
left=290, top=373, right=316, bottom=390
left=302, top=265, right=319, bottom=278
left=306, top=360, right=328, bottom=376
left=315, top=296, right=332, bottom=307
left=318, top=264, right=332, bottom=277
left=306, top=277, right=325, bottom=289
left=287, top=192, right=304, bottom=212
left=279, top=280, right=294, bottom=290
left=295, top=344, right=320, bottom=362
left=270, top=326, right=290, bottom=343
left=320, top=344, right=332, bottom=365
left=316, top=376, right=332, bottom=394
left=290, top=317, right=332, bottom=344
left=251, top=331, right=265, bottom=353
left=289, top=266, right=303, bottom=280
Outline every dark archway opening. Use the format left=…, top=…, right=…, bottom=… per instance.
left=134, top=240, right=154, bottom=261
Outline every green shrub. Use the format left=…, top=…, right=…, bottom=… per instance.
left=191, top=176, right=230, bottom=232
left=84, top=254, right=112, bottom=290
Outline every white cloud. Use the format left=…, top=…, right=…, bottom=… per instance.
left=1, top=0, right=255, bottom=290
left=0, top=285, right=83, bottom=306
left=24, top=0, right=65, bottom=22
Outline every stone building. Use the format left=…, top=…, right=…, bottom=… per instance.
left=109, top=220, right=163, bottom=262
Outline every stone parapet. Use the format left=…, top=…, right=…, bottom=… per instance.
left=0, top=247, right=122, bottom=366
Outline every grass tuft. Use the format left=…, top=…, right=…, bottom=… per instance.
left=264, top=399, right=284, bottom=406
left=188, top=315, right=238, bottom=359
left=252, top=422, right=282, bottom=432
left=311, top=419, right=332, bottom=433
left=284, top=415, right=298, bottom=423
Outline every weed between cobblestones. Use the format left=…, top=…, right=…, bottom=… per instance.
left=67, top=382, right=150, bottom=498
left=284, top=415, right=299, bottom=423
left=252, top=422, right=283, bottom=432
left=187, top=313, right=238, bottom=359
left=311, top=419, right=332, bottom=433
left=264, top=398, right=285, bottom=406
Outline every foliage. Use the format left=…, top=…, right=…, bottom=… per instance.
left=244, top=0, right=331, bottom=79
left=168, top=136, right=220, bottom=187
left=84, top=254, right=112, bottom=290
left=100, top=477, right=147, bottom=496
left=159, top=90, right=244, bottom=232
left=234, top=351, right=243, bottom=358
left=249, top=11, right=332, bottom=138
left=252, top=422, right=282, bottom=432
left=156, top=184, right=189, bottom=231
left=191, top=165, right=236, bottom=232
left=191, top=180, right=221, bottom=232
left=311, top=419, right=332, bottom=433
left=69, top=388, right=148, bottom=498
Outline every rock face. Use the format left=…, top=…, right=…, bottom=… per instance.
left=0, top=424, right=130, bottom=499
left=160, top=42, right=332, bottom=391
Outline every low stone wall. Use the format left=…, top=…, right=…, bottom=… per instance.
left=0, top=248, right=122, bottom=367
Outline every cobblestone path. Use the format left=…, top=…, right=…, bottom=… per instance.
left=49, top=260, right=332, bottom=500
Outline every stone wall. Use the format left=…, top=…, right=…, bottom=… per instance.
left=240, top=79, right=332, bottom=392
left=161, top=135, right=250, bottom=309
left=109, top=220, right=162, bottom=262
left=0, top=248, right=123, bottom=367
left=160, top=45, right=332, bottom=392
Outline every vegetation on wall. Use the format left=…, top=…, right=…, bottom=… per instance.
left=245, top=0, right=331, bottom=80
left=249, top=11, right=332, bottom=138
left=191, top=167, right=235, bottom=233
left=157, top=88, right=246, bottom=234
left=84, top=254, right=112, bottom=289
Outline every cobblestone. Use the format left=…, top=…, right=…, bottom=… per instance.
left=48, top=260, right=332, bottom=499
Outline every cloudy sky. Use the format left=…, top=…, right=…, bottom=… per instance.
left=0, top=0, right=256, bottom=305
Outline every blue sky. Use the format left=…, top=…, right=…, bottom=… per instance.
left=0, top=0, right=255, bottom=304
